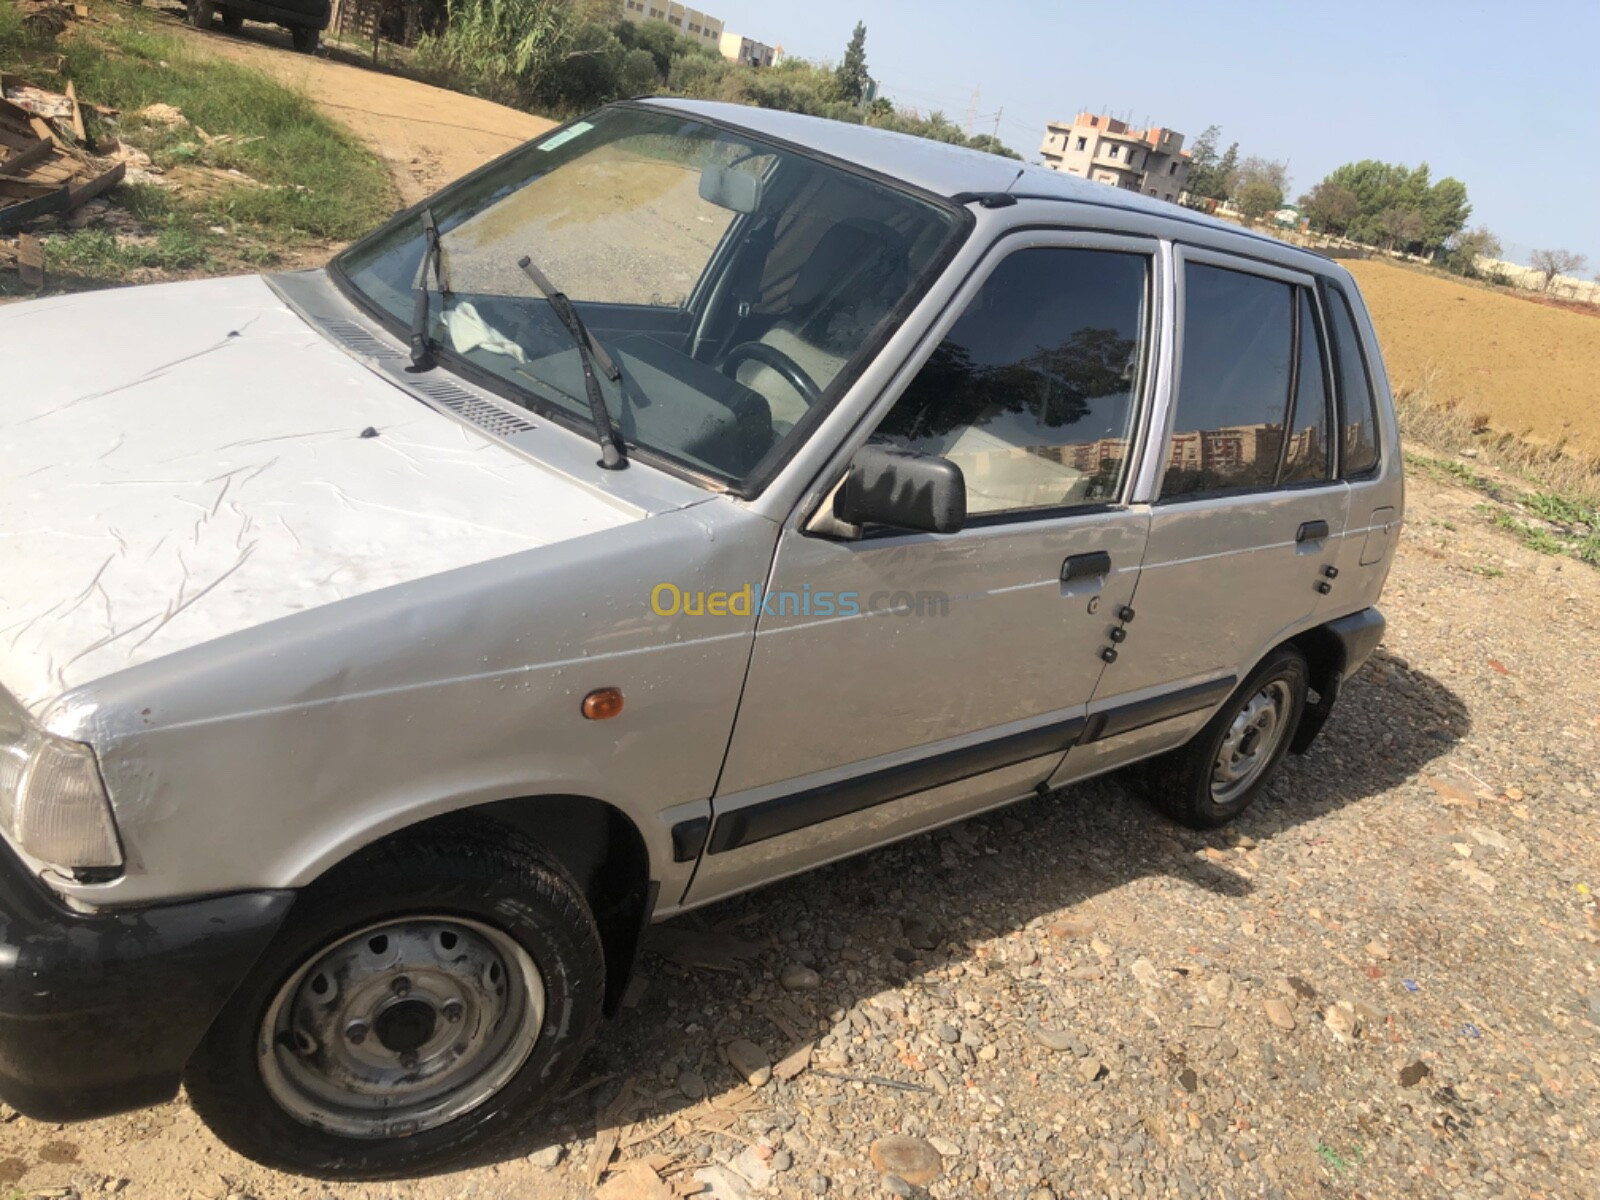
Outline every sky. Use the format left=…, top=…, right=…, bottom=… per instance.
left=708, top=0, right=1599, bottom=270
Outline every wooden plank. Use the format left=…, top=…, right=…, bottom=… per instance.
left=28, top=115, right=62, bottom=150
left=0, top=185, right=69, bottom=232
left=64, top=80, right=86, bottom=144
left=16, top=233, right=44, bottom=290
left=66, top=159, right=123, bottom=208
left=0, top=178, right=60, bottom=198
left=0, top=137, right=53, bottom=176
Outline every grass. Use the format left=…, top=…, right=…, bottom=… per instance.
left=2, top=3, right=395, bottom=285
left=1413, top=454, right=1600, bottom=569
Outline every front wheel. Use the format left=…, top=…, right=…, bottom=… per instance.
left=185, top=831, right=605, bottom=1178
left=291, top=25, right=319, bottom=54
left=1141, top=645, right=1309, bottom=829
left=221, top=10, right=243, bottom=32
left=187, top=0, right=215, bottom=27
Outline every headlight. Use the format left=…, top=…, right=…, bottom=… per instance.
left=0, top=699, right=122, bottom=872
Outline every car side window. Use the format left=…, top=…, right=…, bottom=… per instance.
left=871, top=246, right=1149, bottom=516
left=1279, top=288, right=1334, bottom=485
left=1324, top=283, right=1382, bottom=476
left=1162, top=263, right=1295, bottom=499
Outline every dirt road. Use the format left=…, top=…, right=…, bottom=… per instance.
left=163, top=14, right=553, bottom=204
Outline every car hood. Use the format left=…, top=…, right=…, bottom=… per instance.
left=0, top=275, right=644, bottom=718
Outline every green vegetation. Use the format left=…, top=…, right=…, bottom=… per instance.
left=2, top=4, right=394, bottom=286
left=1298, top=160, right=1470, bottom=258
left=834, top=20, right=870, bottom=105
left=1408, top=451, right=1600, bottom=570
left=1175, top=126, right=1290, bottom=222
left=1183, top=125, right=1237, bottom=202
left=415, top=4, right=1021, bottom=158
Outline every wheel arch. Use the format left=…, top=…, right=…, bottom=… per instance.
left=304, top=794, right=655, bottom=1017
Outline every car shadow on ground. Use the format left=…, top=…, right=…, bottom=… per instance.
left=473, top=648, right=1468, bottom=1170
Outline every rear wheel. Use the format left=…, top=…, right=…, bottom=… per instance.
left=187, top=0, right=215, bottom=27
left=221, top=10, right=243, bottom=32
left=1141, top=645, right=1308, bottom=829
left=291, top=25, right=319, bottom=54
left=185, top=831, right=605, bottom=1178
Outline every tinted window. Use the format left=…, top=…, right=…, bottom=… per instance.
left=1326, top=284, right=1381, bottom=475
left=873, top=247, right=1148, bottom=515
left=1163, top=263, right=1294, bottom=498
left=1280, top=289, right=1334, bottom=485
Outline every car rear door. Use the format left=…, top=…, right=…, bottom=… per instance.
left=683, top=232, right=1162, bottom=907
left=1049, top=245, right=1348, bottom=784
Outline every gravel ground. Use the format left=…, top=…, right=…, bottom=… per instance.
left=4, top=466, right=1599, bottom=1200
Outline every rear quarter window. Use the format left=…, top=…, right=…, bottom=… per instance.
left=1324, top=282, right=1382, bottom=476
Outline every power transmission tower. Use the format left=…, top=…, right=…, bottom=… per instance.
left=965, top=88, right=980, bottom=135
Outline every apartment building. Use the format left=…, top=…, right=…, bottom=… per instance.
left=719, top=31, right=780, bottom=67
left=1039, top=113, right=1189, bottom=203
left=618, top=1, right=725, bottom=49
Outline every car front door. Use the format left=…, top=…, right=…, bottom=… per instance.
left=1049, top=246, right=1348, bottom=785
left=683, top=233, right=1162, bottom=907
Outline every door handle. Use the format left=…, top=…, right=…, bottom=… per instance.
left=1296, top=519, right=1330, bottom=543
left=1061, top=551, right=1112, bottom=582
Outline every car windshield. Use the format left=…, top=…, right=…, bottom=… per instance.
left=334, top=105, right=963, bottom=491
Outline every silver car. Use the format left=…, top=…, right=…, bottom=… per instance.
left=0, top=99, right=1401, bottom=1175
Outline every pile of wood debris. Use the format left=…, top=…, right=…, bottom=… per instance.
left=1, top=7, right=126, bottom=288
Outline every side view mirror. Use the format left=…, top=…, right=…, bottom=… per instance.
left=833, top=445, right=966, bottom=535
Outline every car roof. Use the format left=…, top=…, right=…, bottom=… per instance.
left=638, top=98, right=1321, bottom=265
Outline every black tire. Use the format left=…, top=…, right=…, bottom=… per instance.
left=291, top=25, right=319, bottom=54
left=1140, top=645, right=1309, bottom=829
left=185, top=830, right=606, bottom=1178
left=187, top=0, right=215, bottom=27
left=221, top=10, right=243, bottom=32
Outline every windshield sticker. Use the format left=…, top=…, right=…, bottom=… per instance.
left=539, top=122, right=593, bottom=152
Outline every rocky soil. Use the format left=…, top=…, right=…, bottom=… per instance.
left=4, top=472, right=1599, bottom=1200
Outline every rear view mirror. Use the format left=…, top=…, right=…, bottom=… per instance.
left=833, top=445, right=966, bottom=535
left=699, top=163, right=763, bottom=213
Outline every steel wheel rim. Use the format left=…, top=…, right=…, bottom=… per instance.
left=1211, top=679, right=1293, bottom=804
left=258, top=916, right=544, bottom=1138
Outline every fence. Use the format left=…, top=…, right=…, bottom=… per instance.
left=328, top=0, right=430, bottom=52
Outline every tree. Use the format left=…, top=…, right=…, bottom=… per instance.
left=964, top=133, right=1023, bottom=161
left=1442, top=226, right=1502, bottom=277
left=1377, top=206, right=1425, bottom=251
left=835, top=21, right=869, bottom=105
left=1183, top=125, right=1221, bottom=198
left=618, top=46, right=659, bottom=94
left=1311, top=160, right=1473, bottom=254
left=1186, top=131, right=1238, bottom=202
left=1237, top=179, right=1283, bottom=224
left=1530, top=248, right=1588, bottom=290
left=1300, top=180, right=1359, bottom=234
left=1212, top=142, right=1239, bottom=199
left=1421, top=175, right=1470, bottom=253
left=1232, top=155, right=1290, bottom=199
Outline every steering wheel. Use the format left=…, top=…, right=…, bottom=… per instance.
left=720, top=341, right=823, bottom=408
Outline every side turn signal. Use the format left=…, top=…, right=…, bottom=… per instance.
left=581, top=687, right=624, bottom=720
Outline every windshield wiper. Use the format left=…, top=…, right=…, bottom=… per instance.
left=409, top=207, right=447, bottom=370
left=518, top=254, right=627, bottom=470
